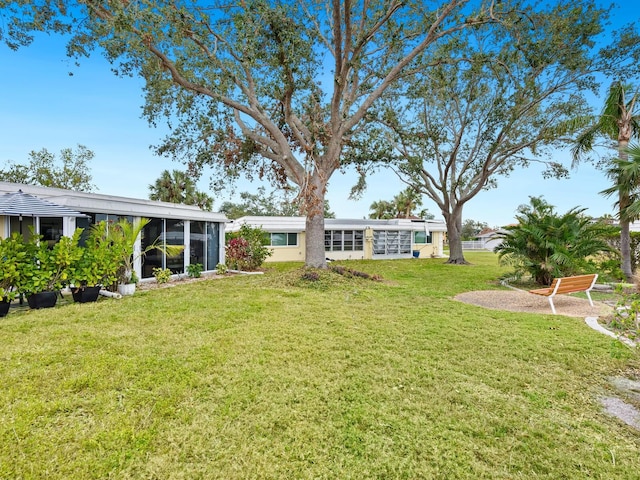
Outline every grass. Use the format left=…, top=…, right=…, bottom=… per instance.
left=1, top=252, right=639, bottom=479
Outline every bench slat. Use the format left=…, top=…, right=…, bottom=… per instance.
left=527, top=274, right=598, bottom=314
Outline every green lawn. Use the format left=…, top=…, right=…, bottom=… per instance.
left=1, top=252, right=638, bottom=479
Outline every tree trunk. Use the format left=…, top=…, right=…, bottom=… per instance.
left=620, top=217, right=633, bottom=282
left=303, top=174, right=328, bottom=269
left=619, top=139, right=633, bottom=282
left=444, top=211, right=469, bottom=265
left=305, top=212, right=326, bottom=268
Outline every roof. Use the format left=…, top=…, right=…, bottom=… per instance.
left=229, top=216, right=447, bottom=232
left=0, top=190, right=87, bottom=218
left=0, top=182, right=228, bottom=222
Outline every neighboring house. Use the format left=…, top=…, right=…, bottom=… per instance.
left=228, top=216, right=447, bottom=262
left=461, top=228, right=507, bottom=251
left=0, top=181, right=228, bottom=280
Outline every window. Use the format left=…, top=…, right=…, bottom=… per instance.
left=10, top=216, right=35, bottom=240
left=141, top=218, right=164, bottom=278
left=40, top=217, right=63, bottom=246
left=165, top=219, right=185, bottom=274
left=206, top=222, right=220, bottom=270
left=191, top=221, right=221, bottom=271
left=269, top=232, right=297, bottom=246
left=78, top=213, right=134, bottom=246
left=414, top=231, right=432, bottom=244
left=140, top=218, right=221, bottom=278
left=373, top=230, right=411, bottom=255
left=190, top=221, right=206, bottom=267
left=325, top=230, right=364, bottom=251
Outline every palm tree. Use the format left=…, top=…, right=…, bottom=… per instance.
left=192, top=191, right=213, bottom=211
left=149, top=170, right=188, bottom=203
left=495, top=197, right=613, bottom=285
left=601, top=144, right=640, bottom=275
left=108, top=218, right=184, bottom=286
left=394, top=188, right=423, bottom=218
left=148, top=169, right=213, bottom=210
left=369, top=200, right=394, bottom=219
left=572, top=81, right=640, bottom=281
left=369, top=188, right=429, bottom=219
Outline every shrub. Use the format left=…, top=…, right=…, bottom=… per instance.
left=152, top=267, right=172, bottom=284
left=602, top=230, right=640, bottom=279
left=0, top=233, right=28, bottom=301
left=225, top=224, right=272, bottom=271
left=70, top=222, right=119, bottom=287
left=19, top=230, right=83, bottom=294
left=186, top=263, right=203, bottom=278
left=607, top=283, right=640, bottom=340
left=216, top=263, right=228, bottom=275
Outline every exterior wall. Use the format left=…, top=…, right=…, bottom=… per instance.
left=325, top=249, right=366, bottom=261
left=266, top=232, right=306, bottom=262
left=364, top=228, right=374, bottom=259
left=268, top=246, right=305, bottom=262
left=262, top=226, right=446, bottom=261
left=231, top=216, right=448, bottom=263
left=0, top=216, right=5, bottom=238
left=412, top=231, right=444, bottom=257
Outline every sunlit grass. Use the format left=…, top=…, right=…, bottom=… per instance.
left=0, top=252, right=638, bottom=478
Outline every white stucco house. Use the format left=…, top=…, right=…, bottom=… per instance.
left=228, top=216, right=447, bottom=262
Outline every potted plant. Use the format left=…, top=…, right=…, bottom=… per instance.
left=108, top=218, right=184, bottom=295
left=19, top=229, right=83, bottom=309
left=69, top=222, right=119, bottom=303
left=0, top=233, right=27, bottom=317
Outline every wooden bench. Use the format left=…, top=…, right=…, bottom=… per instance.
left=529, top=274, right=598, bottom=314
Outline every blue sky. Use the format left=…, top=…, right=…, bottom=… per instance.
left=0, top=2, right=634, bottom=227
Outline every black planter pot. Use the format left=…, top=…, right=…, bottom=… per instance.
left=27, top=291, right=58, bottom=309
left=0, top=298, right=10, bottom=317
left=72, top=286, right=101, bottom=303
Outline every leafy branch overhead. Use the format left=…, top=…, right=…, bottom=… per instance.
left=0, top=0, right=540, bottom=268
left=2, top=1, right=637, bottom=268
left=351, top=4, right=640, bottom=264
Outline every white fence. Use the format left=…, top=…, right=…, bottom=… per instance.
left=461, top=240, right=487, bottom=250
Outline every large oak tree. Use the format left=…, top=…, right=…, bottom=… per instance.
left=2, top=0, right=623, bottom=267
left=351, top=3, right=637, bottom=264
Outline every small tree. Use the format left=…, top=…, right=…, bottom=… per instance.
left=225, top=224, right=272, bottom=271
left=460, top=220, right=490, bottom=241
left=0, top=145, right=95, bottom=192
left=494, top=197, right=614, bottom=285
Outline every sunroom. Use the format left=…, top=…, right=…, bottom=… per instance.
left=0, top=181, right=228, bottom=280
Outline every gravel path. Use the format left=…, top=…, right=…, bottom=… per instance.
left=454, top=288, right=612, bottom=317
